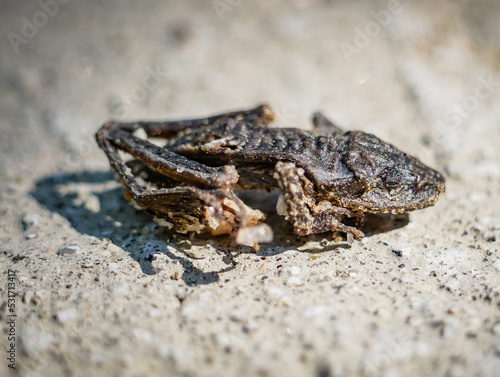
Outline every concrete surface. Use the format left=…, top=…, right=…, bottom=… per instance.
left=1, top=0, right=499, bottom=376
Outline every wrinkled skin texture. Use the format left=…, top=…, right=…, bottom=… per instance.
left=96, top=104, right=445, bottom=241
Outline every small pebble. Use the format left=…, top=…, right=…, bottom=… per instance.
left=175, top=286, right=191, bottom=301
left=492, top=322, right=500, bottom=335
left=264, top=286, right=284, bottom=299
left=348, top=269, right=359, bottom=277
left=20, top=326, right=54, bottom=357
left=286, top=277, right=303, bottom=286
left=132, top=328, right=153, bottom=343
left=228, top=308, right=245, bottom=322
left=492, top=260, right=500, bottom=272
left=494, top=343, right=500, bottom=357
left=179, top=242, right=215, bottom=259
left=21, top=213, right=39, bottom=231
left=58, top=246, right=80, bottom=256
left=108, top=282, right=129, bottom=295
left=107, top=262, right=119, bottom=274
left=279, top=266, right=301, bottom=277
left=302, top=305, right=327, bottom=318
left=22, top=290, right=35, bottom=304
left=54, top=308, right=78, bottom=323
left=83, top=195, right=100, bottom=213
left=391, top=243, right=412, bottom=258
left=25, top=233, right=38, bottom=240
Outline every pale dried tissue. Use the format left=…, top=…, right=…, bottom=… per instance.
left=154, top=196, right=274, bottom=245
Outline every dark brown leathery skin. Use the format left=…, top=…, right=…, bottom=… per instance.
left=97, top=104, right=445, bottom=240
left=169, top=121, right=445, bottom=214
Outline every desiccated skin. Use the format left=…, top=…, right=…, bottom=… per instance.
left=96, top=104, right=445, bottom=243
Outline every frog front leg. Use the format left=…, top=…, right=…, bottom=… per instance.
left=273, top=162, right=364, bottom=240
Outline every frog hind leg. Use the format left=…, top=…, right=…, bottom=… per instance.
left=311, top=112, right=344, bottom=136
left=96, top=123, right=248, bottom=233
left=135, top=103, right=275, bottom=138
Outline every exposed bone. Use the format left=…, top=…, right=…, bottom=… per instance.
left=236, top=224, right=274, bottom=246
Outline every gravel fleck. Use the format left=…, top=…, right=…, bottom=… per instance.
left=286, top=276, right=303, bottom=286
left=132, top=328, right=153, bottom=343
left=54, top=308, right=78, bottom=323
left=492, top=322, right=500, bottom=335
left=493, top=260, right=500, bottom=272
left=108, top=282, right=129, bottom=295
left=21, top=213, right=39, bottom=231
left=107, top=263, right=119, bottom=274
left=20, top=326, right=54, bottom=358
left=58, top=245, right=80, bottom=256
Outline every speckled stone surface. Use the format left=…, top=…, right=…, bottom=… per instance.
left=1, top=1, right=499, bottom=376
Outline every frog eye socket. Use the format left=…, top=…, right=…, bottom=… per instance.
left=387, top=183, right=405, bottom=196
left=385, top=180, right=399, bottom=190
left=380, top=168, right=405, bottom=195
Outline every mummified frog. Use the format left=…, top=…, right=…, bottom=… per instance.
left=96, top=104, right=445, bottom=244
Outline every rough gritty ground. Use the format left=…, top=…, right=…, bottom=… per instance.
left=1, top=1, right=500, bottom=376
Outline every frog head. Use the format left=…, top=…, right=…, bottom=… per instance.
left=340, top=131, right=445, bottom=213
